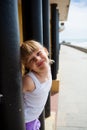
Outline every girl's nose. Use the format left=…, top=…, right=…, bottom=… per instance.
left=35, top=56, right=41, bottom=62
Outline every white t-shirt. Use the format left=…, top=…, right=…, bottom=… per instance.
left=23, top=68, right=52, bottom=123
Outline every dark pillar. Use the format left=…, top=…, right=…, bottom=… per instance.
left=45, top=92, right=51, bottom=118
left=42, top=0, right=50, bottom=51
left=22, top=0, right=45, bottom=130
left=56, top=9, right=60, bottom=73
left=42, top=0, right=51, bottom=118
left=51, top=4, right=59, bottom=79
left=22, top=0, right=43, bottom=43
left=0, top=1, right=25, bottom=130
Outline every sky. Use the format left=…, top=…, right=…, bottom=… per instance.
left=60, top=0, right=87, bottom=42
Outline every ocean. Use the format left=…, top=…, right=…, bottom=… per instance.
left=60, top=39, right=87, bottom=49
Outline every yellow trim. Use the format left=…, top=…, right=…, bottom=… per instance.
left=18, top=3, right=23, bottom=43
left=51, top=80, right=60, bottom=95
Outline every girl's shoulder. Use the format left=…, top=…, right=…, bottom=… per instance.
left=22, top=73, right=36, bottom=92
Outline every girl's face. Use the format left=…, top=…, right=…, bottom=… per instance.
left=26, top=48, right=49, bottom=73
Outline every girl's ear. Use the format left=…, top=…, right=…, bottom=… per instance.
left=43, top=47, right=49, bottom=56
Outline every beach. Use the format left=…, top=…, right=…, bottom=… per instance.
left=56, top=45, right=87, bottom=130
left=45, top=43, right=87, bottom=130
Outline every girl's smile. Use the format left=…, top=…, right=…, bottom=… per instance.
left=36, top=59, right=45, bottom=67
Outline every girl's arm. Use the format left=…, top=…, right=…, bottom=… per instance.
left=22, top=76, right=35, bottom=92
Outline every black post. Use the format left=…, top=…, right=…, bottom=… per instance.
left=56, top=9, right=60, bottom=73
left=22, top=0, right=45, bottom=130
left=42, top=0, right=50, bottom=51
left=22, top=0, right=43, bottom=43
left=51, top=4, right=59, bottom=79
left=0, top=0, right=25, bottom=130
left=42, top=0, right=51, bottom=118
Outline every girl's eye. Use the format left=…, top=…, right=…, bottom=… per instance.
left=37, top=51, right=42, bottom=56
left=27, top=50, right=43, bottom=64
left=30, top=58, right=35, bottom=63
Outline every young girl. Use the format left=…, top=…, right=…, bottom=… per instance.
left=20, top=40, right=52, bottom=130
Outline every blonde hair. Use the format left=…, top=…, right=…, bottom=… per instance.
left=20, top=40, right=43, bottom=65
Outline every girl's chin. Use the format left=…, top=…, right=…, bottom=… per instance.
left=39, top=64, right=49, bottom=71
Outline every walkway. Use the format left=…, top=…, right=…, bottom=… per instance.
left=56, top=45, right=87, bottom=130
